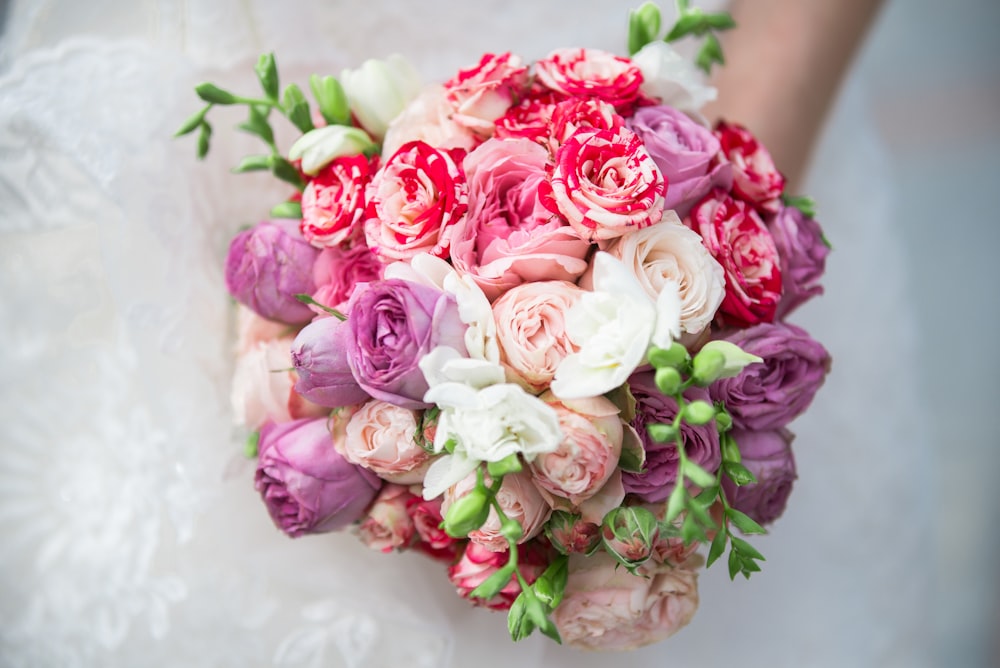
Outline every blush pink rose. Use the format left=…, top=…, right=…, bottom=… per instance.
left=540, top=126, right=665, bottom=242
left=492, top=280, right=584, bottom=391
left=534, top=48, right=643, bottom=114
left=450, top=137, right=590, bottom=299
left=529, top=395, right=623, bottom=506
left=445, top=470, right=551, bottom=552
left=444, top=52, right=530, bottom=137
left=364, top=140, right=468, bottom=262
left=382, top=85, right=480, bottom=159
left=341, top=400, right=432, bottom=484
left=448, top=540, right=549, bottom=611
left=552, top=552, right=700, bottom=651
left=688, top=189, right=782, bottom=328
left=357, top=484, right=416, bottom=553
left=300, top=154, right=372, bottom=248
left=715, top=121, right=786, bottom=214
left=310, top=244, right=383, bottom=315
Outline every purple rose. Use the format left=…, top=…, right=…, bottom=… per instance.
left=721, top=428, right=796, bottom=525
left=225, top=220, right=320, bottom=324
left=622, top=374, right=721, bottom=503
left=768, top=205, right=830, bottom=318
left=346, top=279, right=466, bottom=409
left=710, top=322, right=831, bottom=431
left=255, top=418, right=381, bottom=537
left=291, top=317, right=370, bottom=408
left=626, top=105, right=732, bottom=218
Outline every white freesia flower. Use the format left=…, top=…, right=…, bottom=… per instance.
left=340, top=54, right=422, bottom=140
left=551, top=252, right=681, bottom=400
left=631, top=41, right=717, bottom=114
left=288, top=125, right=375, bottom=175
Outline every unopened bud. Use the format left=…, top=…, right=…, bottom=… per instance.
left=654, top=366, right=683, bottom=395
left=443, top=487, right=490, bottom=538
left=683, top=400, right=716, bottom=425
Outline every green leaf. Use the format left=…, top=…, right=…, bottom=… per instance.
left=731, top=536, right=766, bottom=561
left=686, top=497, right=713, bottom=528
left=618, top=429, right=646, bottom=473
left=664, top=11, right=704, bottom=42
left=537, top=616, right=562, bottom=644
left=727, top=544, right=742, bottom=579
left=706, top=524, right=727, bottom=567
left=270, top=156, right=306, bottom=190
left=196, top=121, right=212, bottom=159
left=665, top=480, right=687, bottom=522
left=682, top=460, right=716, bottom=488
left=310, top=74, right=351, bottom=126
left=282, top=83, right=314, bottom=133
left=694, top=485, right=719, bottom=506
left=175, top=105, right=210, bottom=137
left=696, top=33, right=725, bottom=74
left=628, top=2, right=662, bottom=56
left=237, top=105, right=275, bottom=145
left=195, top=82, right=238, bottom=105
left=726, top=508, right=767, bottom=535
left=705, top=12, right=737, bottom=30
left=270, top=201, right=303, bottom=219
left=681, top=512, right=708, bottom=544
left=294, top=294, right=346, bottom=320
left=507, top=592, right=533, bottom=641
left=534, top=555, right=569, bottom=609
left=255, top=53, right=280, bottom=100
left=723, top=460, right=757, bottom=486
left=470, top=563, right=515, bottom=601
left=231, top=154, right=272, bottom=173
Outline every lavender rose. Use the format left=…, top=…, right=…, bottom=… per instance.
left=722, top=428, right=796, bottom=525
left=623, top=373, right=721, bottom=503
left=627, top=105, right=732, bottom=218
left=710, top=322, right=831, bottom=431
left=254, top=418, right=381, bottom=537
left=768, top=205, right=830, bottom=318
left=291, top=316, right=370, bottom=408
left=346, top=279, right=467, bottom=408
left=225, top=220, right=320, bottom=324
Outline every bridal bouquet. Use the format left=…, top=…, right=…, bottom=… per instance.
left=180, top=1, right=830, bottom=651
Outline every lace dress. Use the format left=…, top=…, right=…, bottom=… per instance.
left=0, top=1, right=933, bottom=666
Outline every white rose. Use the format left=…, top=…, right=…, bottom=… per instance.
left=340, top=54, right=422, bottom=140
left=631, top=41, right=717, bottom=114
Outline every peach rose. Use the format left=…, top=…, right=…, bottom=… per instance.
left=357, top=484, right=416, bottom=553
left=492, top=281, right=584, bottom=391
left=342, top=400, right=431, bottom=484
left=552, top=552, right=701, bottom=651
left=445, top=470, right=551, bottom=552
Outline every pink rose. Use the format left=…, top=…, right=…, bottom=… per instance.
left=450, top=137, right=590, bottom=299
left=382, top=85, right=480, bottom=159
left=444, top=52, right=530, bottom=137
left=445, top=470, right=551, bottom=552
left=530, top=395, right=623, bottom=505
left=715, top=121, right=786, bottom=214
left=552, top=552, right=700, bottom=651
left=364, top=140, right=469, bottom=262
left=310, top=244, right=383, bottom=315
left=492, top=280, right=584, bottom=391
left=540, top=126, right=665, bottom=242
left=494, top=89, right=560, bottom=144
left=688, top=189, right=782, bottom=328
left=299, top=154, right=372, bottom=248
left=448, top=540, right=549, bottom=611
left=341, top=400, right=432, bottom=484
left=357, top=484, right=416, bottom=553
left=534, top=48, right=643, bottom=113
left=406, top=495, right=463, bottom=562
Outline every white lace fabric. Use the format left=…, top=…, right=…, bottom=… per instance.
left=0, top=2, right=933, bottom=667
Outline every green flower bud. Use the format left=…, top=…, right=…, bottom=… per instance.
left=647, top=342, right=689, bottom=370
left=443, top=487, right=490, bottom=537
left=683, top=400, right=716, bottom=425
left=654, top=366, right=683, bottom=395
left=647, top=422, right=679, bottom=444
left=691, top=347, right=725, bottom=386
left=486, top=453, right=522, bottom=478
left=714, top=408, right=733, bottom=433
left=696, top=341, right=762, bottom=379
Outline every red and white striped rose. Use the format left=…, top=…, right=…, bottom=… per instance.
left=300, top=154, right=373, bottom=248
left=534, top=48, right=643, bottom=113
left=444, top=52, right=530, bottom=137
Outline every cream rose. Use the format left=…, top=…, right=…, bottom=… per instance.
left=342, top=400, right=431, bottom=484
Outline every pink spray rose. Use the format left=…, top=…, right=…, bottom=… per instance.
left=715, top=121, right=785, bottom=214
left=254, top=418, right=382, bottom=537
left=768, top=204, right=830, bottom=319
left=357, top=484, right=417, bottom=553
left=721, top=428, right=797, bottom=526
left=552, top=552, right=700, bottom=651
left=341, top=399, right=431, bottom=484
left=449, top=540, right=549, bottom=611
left=443, top=52, right=530, bottom=137
left=364, top=140, right=468, bottom=261
left=534, top=48, right=643, bottom=113
left=450, top=137, right=590, bottom=299
left=688, top=189, right=782, bottom=328
left=310, top=244, right=384, bottom=315
left=545, top=510, right=602, bottom=555
left=492, top=280, right=584, bottom=391
left=541, top=126, right=665, bottom=243
left=299, top=154, right=372, bottom=248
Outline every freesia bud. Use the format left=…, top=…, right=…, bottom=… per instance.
left=340, top=54, right=422, bottom=140
left=288, top=125, right=375, bottom=175
left=683, top=400, right=716, bottom=425
left=601, top=506, right=660, bottom=571
left=647, top=342, right=689, bottom=370
left=443, top=486, right=490, bottom=537
left=654, top=366, right=682, bottom=395
left=691, top=347, right=725, bottom=386
left=697, top=340, right=762, bottom=379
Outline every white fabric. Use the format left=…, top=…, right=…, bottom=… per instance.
left=0, top=1, right=933, bottom=666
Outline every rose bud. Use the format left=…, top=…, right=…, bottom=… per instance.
left=356, top=484, right=416, bottom=553
left=721, top=428, right=797, bottom=526
left=601, top=506, right=660, bottom=572
left=545, top=510, right=601, bottom=555
left=254, top=418, right=382, bottom=537
left=225, top=220, right=320, bottom=325
left=291, top=316, right=370, bottom=408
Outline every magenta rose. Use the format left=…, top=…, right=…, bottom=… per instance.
left=299, top=154, right=372, bottom=248
left=254, top=417, right=381, bottom=537
left=768, top=205, right=830, bottom=319
left=225, top=220, right=319, bottom=325
left=364, top=140, right=468, bottom=262
left=627, top=105, right=733, bottom=218
left=310, top=244, right=383, bottom=315
left=291, top=316, right=370, bottom=408
left=444, top=52, right=530, bottom=137
left=346, top=279, right=467, bottom=409
left=721, top=428, right=796, bottom=525
left=688, top=189, right=783, bottom=328
left=623, top=374, right=721, bottom=503
left=450, top=137, right=590, bottom=299
left=541, top=126, right=665, bottom=242
left=534, top=48, right=643, bottom=113
left=715, top=121, right=785, bottom=214
left=710, top=322, right=831, bottom=430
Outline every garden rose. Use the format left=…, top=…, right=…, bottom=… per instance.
left=291, top=316, right=370, bottom=408
left=342, top=399, right=431, bottom=484
left=631, top=41, right=717, bottom=113
left=492, top=281, right=584, bottom=391
left=346, top=278, right=467, bottom=409
left=534, top=48, right=643, bottom=113
left=340, top=54, right=422, bottom=141
left=721, top=428, right=797, bottom=525
left=310, top=244, right=383, bottom=315
left=444, top=52, right=529, bottom=136
left=688, top=189, right=782, bottom=328
left=552, top=552, right=700, bottom=651
left=448, top=540, right=549, bottom=611
left=225, top=220, right=319, bottom=325
left=715, top=121, right=785, bottom=213
left=357, top=484, right=416, bottom=553
left=541, top=126, right=665, bottom=242
left=299, top=154, right=372, bottom=248
left=254, top=418, right=381, bottom=537
left=450, top=137, right=590, bottom=299
left=769, top=205, right=830, bottom=318
left=364, top=140, right=469, bottom=261
left=710, top=322, right=831, bottom=430
left=623, top=374, right=721, bottom=503
left=627, top=104, right=732, bottom=217
left=382, top=85, right=480, bottom=158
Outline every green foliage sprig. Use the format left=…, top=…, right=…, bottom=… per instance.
left=628, top=1, right=736, bottom=73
